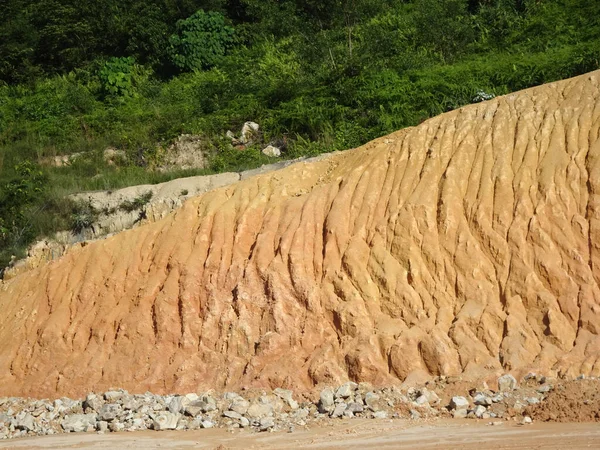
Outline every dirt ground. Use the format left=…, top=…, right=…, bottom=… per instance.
left=3, top=419, right=600, bottom=450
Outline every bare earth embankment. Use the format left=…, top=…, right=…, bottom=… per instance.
left=1, top=71, right=600, bottom=446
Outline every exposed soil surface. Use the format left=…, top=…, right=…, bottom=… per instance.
left=4, top=419, right=600, bottom=449
left=1, top=71, right=600, bottom=401
left=527, top=378, right=600, bottom=422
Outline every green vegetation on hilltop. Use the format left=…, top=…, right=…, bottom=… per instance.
left=0, top=0, right=599, bottom=270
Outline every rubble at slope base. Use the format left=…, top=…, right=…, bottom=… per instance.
left=1, top=375, right=598, bottom=440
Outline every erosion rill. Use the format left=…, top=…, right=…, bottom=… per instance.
left=1, top=71, right=600, bottom=401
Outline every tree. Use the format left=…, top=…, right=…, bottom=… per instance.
left=168, top=10, right=236, bottom=71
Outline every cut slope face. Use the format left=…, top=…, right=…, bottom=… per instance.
left=2, top=72, right=600, bottom=398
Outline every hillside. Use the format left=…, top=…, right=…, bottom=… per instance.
left=1, top=71, right=600, bottom=398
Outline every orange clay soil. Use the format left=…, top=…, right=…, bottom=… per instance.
left=1, top=71, right=600, bottom=399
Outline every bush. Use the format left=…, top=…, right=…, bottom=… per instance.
left=98, top=57, right=143, bottom=98
left=167, top=10, right=236, bottom=72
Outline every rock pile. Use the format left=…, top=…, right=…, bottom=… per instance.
left=0, top=374, right=591, bottom=440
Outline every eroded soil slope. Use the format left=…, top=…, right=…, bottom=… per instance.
left=1, top=71, right=600, bottom=398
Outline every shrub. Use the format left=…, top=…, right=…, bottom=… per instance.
left=119, top=191, right=153, bottom=212
left=98, top=57, right=142, bottom=98
left=167, top=10, right=235, bottom=72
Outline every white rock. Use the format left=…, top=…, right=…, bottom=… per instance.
left=273, top=388, right=299, bottom=410
left=246, top=402, right=273, bottom=419
left=259, top=417, right=275, bottom=431
left=331, top=403, right=347, bottom=418
left=61, top=414, right=98, bottom=433
left=184, top=393, right=199, bottom=402
left=223, top=410, right=242, bottom=420
left=498, top=374, right=518, bottom=392
left=15, top=414, right=35, bottom=431
left=450, top=396, right=469, bottom=410
left=453, top=408, right=468, bottom=418
left=473, top=393, right=492, bottom=406
left=240, top=121, right=260, bottom=144
left=262, top=145, right=281, bottom=157
left=414, top=395, right=429, bottom=406
left=168, top=396, right=190, bottom=414
left=421, top=388, right=440, bottom=405
left=364, top=392, right=380, bottom=409
left=152, top=412, right=180, bottom=431
left=319, top=388, right=335, bottom=413
left=104, top=391, right=126, bottom=402
left=473, top=405, right=487, bottom=418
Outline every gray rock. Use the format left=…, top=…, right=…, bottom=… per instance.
left=83, top=394, right=104, bottom=412
left=259, top=417, right=275, bottom=431
left=197, top=396, right=217, bottom=413
left=61, top=414, right=98, bottom=433
left=346, top=402, right=364, bottom=413
left=230, top=399, right=250, bottom=415
left=122, top=398, right=139, bottom=411
left=168, top=396, right=190, bottom=414
left=240, top=416, right=250, bottom=428
left=99, top=404, right=121, bottom=422
left=335, top=382, right=357, bottom=399
left=521, top=416, right=533, bottom=425
left=201, top=420, right=214, bottom=429
left=246, top=402, right=273, bottom=419
left=184, top=405, right=203, bottom=417
left=108, top=421, right=125, bottom=432
left=96, top=421, right=108, bottom=432
left=410, top=409, right=421, bottom=420
left=152, top=412, right=180, bottom=431
left=491, top=394, right=504, bottom=403
left=104, top=391, right=126, bottom=402
left=15, top=413, right=35, bottom=431
left=526, top=397, right=540, bottom=405
left=273, top=388, right=299, bottom=410
left=224, top=392, right=241, bottom=401
left=372, top=411, right=388, bottom=419
left=453, top=409, right=468, bottom=419
left=184, top=393, right=199, bottom=402
left=537, top=385, right=553, bottom=393
left=132, top=418, right=146, bottom=430
left=293, top=408, right=310, bottom=419
left=450, top=396, right=469, bottom=410
left=498, top=374, right=518, bottom=392
left=473, top=405, right=487, bottom=418
left=420, top=388, right=440, bottom=405
left=319, top=388, right=335, bottom=413
left=343, top=410, right=355, bottom=418
left=331, top=403, right=347, bottom=418
left=414, top=395, right=429, bottom=406
left=473, top=393, right=492, bottom=406
left=364, top=392, right=380, bottom=410
left=223, top=410, right=242, bottom=420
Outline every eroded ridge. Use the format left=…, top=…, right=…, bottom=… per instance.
left=1, top=71, right=600, bottom=398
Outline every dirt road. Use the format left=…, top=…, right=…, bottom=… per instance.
left=4, top=419, right=600, bottom=450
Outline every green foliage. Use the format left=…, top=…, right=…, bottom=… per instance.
left=414, top=0, right=477, bottom=60
left=98, top=57, right=138, bottom=98
left=168, top=10, right=236, bottom=71
left=70, top=201, right=98, bottom=234
left=0, top=0, right=599, bottom=271
left=119, top=191, right=153, bottom=212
